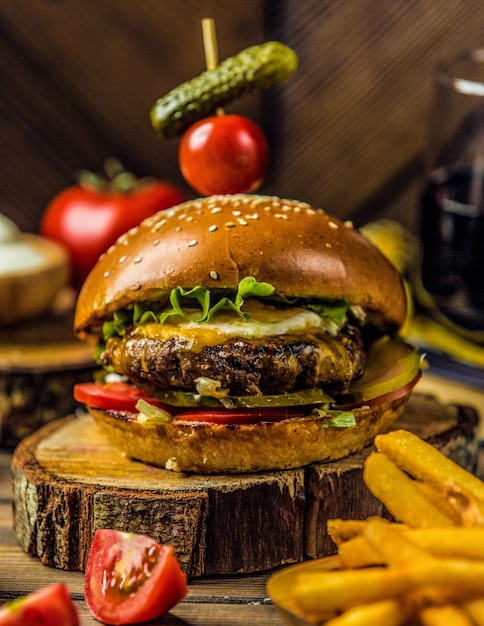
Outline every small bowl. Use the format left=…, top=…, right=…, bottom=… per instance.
left=0, top=233, right=69, bottom=326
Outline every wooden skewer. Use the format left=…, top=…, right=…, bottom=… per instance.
left=202, top=17, right=224, bottom=115
left=202, top=17, right=218, bottom=70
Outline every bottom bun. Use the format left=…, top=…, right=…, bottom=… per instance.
left=88, top=394, right=411, bottom=474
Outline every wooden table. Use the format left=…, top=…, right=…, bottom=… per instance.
left=1, top=372, right=483, bottom=625
left=0, top=443, right=282, bottom=625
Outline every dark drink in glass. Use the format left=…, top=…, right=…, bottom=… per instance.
left=420, top=164, right=484, bottom=330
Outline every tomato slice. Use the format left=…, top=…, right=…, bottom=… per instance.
left=84, top=529, right=187, bottom=625
left=74, top=382, right=176, bottom=415
left=175, top=406, right=307, bottom=424
left=0, top=584, right=79, bottom=626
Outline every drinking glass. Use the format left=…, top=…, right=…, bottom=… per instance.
left=420, top=49, right=484, bottom=337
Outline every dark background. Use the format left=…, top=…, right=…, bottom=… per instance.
left=2, top=0, right=484, bottom=234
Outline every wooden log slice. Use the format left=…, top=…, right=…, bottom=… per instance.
left=11, top=393, right=479, bottom=578
left=0, top=289, right=95, bottom=446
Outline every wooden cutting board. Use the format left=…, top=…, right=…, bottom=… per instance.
left=11, top=393, right=479, bottom=578
left=0, top=289, right=95, bottom=446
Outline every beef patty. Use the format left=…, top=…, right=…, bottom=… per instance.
left=101, top=323, right=366, bottom=398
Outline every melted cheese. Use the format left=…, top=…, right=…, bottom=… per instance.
left=181, top=301, right=324, bottom=337
left=136, top=300, right=334, bottom=352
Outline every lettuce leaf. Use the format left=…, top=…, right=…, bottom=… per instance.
left=100, top=276, right=351, bottom=343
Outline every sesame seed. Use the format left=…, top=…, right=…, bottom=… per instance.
left=175, top=226, right=182, bottom=232
left=187, top=239, right=198, bottom=247
left=104, top=271, right=110, bottom=278
left=275, top=213, right=289, bottom=220
left=225, top=221, right=236, bottom=228
left=325, top=242, right=332, bottom=248
left=211, top=207, right=222, bottom=214
left=134, top=256, right=143, bottom=263
left=232, top=210, right=242, bottom=216
left=186, top=216, right=194, bottom=222
left=328, top=221, right=339, bottom=230
left=306, top=208, right=317, bottom=215
left=119, top=255, right=127, bottom=264
left=209, top=225, right=218, bottom=232
left=237, top=218, right=248, bottom=226
left=209, top=270, right=219, bottom=280
left=245, top=213, right=259, bottom=220
left=153, top=239, right=160, bottom=246
left=344, top=220, right=354, bottom=229
left=133, top=283, right=142, bottom=291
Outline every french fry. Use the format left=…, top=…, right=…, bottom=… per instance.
left=339, top=525, right=484, bottom=568
left=323, top=598, right=411, bottom=626
left=275, top=429, right=484, bottom=626
left=363, top=517, right=430, bottom=566
left=404, top=527, right=484, bottom=560
left=419, top=604, right=475, bottom=626
left=327, top=517, right=387, bottom=545
left=414, top=480, right=463, bottom=524
left=445, top=483, right=484, bottom=527
left=292, top=558, right=484, bottom=618
left=374, top=429, right=484, bottom=504
left=337, top=535, right=383, bottom=569
left=464, top=598, right=484, bottom=626
left=292, top=566, right=414, bottom=617
left=363, top=452, right=456, bottom=527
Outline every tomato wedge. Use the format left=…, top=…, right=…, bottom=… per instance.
left=84, top=529, right=187, bottom=625
left=175, top=406, right=307, bottom=425
left=0, top=584, right=79, bottom=626
left=74, top=382, right=176, bottom=415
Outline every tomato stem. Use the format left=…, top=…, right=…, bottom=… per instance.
left=76, top=158, right=153, bottom=194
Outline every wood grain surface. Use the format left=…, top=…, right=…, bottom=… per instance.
left=3, top=1, right=484, bottom=235
left=11, top=393, right=479, bottom=578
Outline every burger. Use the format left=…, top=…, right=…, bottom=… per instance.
left=73, top=194, right=421, bottom=473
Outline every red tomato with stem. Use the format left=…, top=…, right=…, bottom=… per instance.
left=84, top=529, right=187, bottom=625
left=179, top=114, right=269, bottom=195
left=40, top=162, right=187, bottom=290
left=0, top=583, right=79, bottom=626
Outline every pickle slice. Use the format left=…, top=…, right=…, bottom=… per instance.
left=153, top=387, right=334, bottom=409
left=335, top=335, right=422, bottom=406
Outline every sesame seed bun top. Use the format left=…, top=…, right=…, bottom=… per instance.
left=74, top=194, right=407, bottom=342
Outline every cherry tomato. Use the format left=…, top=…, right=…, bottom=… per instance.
left=0, top=584, right=79, bottom=626
left=74, top=382, right=177, bottom=415
left=179, top=114, right=268, bottom=195
left=175, top=406, right=306, bottom=424
left=84, top=529, right=187, bottom=625
left=40, top=165, right=187, bottom=290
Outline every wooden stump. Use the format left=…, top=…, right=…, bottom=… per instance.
left=0, top=289, right=95, bottom=446
left=11, top=393, right=479, bottom=578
